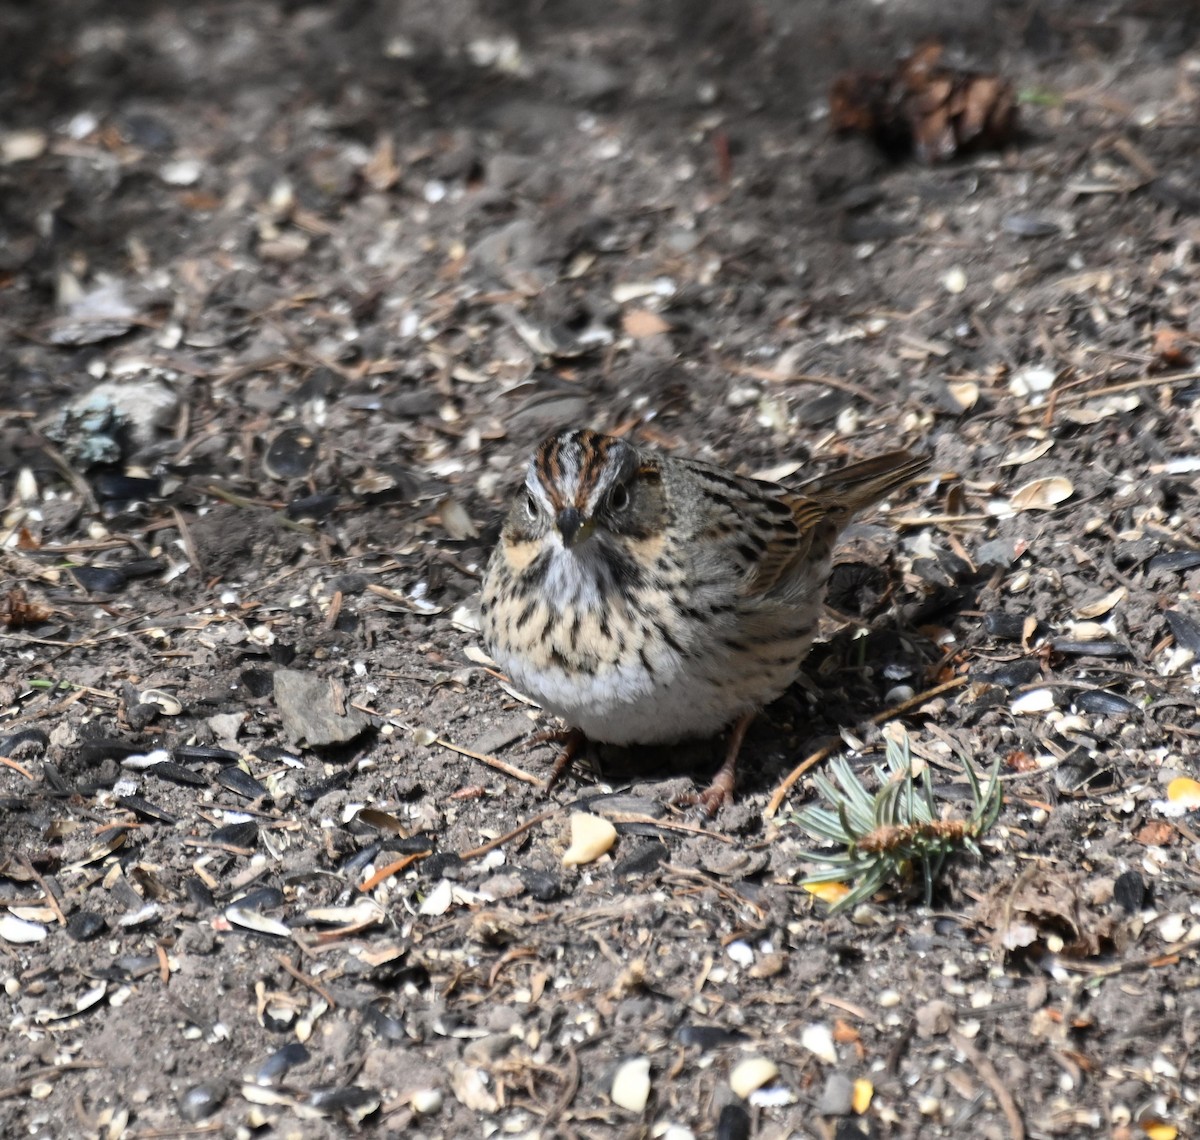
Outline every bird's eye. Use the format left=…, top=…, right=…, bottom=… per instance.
left=523, top=492, right=539, bottom=520
left=608, top=484, right=630, bottom=512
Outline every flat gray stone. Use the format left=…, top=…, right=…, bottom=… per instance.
left=273, top=669, right=370, bottom=747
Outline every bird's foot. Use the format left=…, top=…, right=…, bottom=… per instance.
left=673, top=711, right=754, bottom=819
left=527, top=726, right=587, bottom=793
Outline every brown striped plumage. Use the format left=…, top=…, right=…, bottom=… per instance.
left=480, top=430, right=930, bottom=813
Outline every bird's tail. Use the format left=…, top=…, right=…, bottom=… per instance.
left=797, top=450, right=932, bottom=521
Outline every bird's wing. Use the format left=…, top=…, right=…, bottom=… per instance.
left=707, top=451, right=929, bottom=601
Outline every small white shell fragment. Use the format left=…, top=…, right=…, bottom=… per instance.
left=119, top=749, right=173, bottom=770
left=726, top=384, right=760, bottom=408
left=946, top=380, right=979, bottom=410
left=16, top=466, right=38, bottom=502
left=999, top=439, right=1054, bottom=466
left=612, top=278, right=675, bottom=304
left=419, top=879, right=454, bottom=917
left=1073, top=587, right=1125, bottom=620
left=1067, top=621, right=1110, bottom=641
left=562, top=812, right=617, bottom=866
left=1009, top=366, right=1056, bottom=398
left=654, top=1126, right=696, bottom=1140
left=0, top=913, right=47, bottom=943
left=437, top=496, right=478, bottom=540
left=801, top=1022, right=838, bottom=1064
left=1159, top=913, right=1187, bottom=943
left=729, top=1056, right=779, bottom=1098
left=942, top=266, right=967, bottom=294
left=1010, top=476, right=1073, bottom=511
left=248, top=624, right=276, bottom=647
left=1, top=129, right=47, bottom=162
left=140, top=689, right=183, bottom=715
left=1157, top=646, right=1196, bottom=677
left=36, top=982, right=108, bottom=1023
left=159, top=159, right=203, bottom=186
left=749, top=1085, right=797, bottom=1108
left=75, top=982, right=109, bottom=1014
left=411, top=1088, right=443, bottom=1114
left=751, top=460, right=803, bottom=483
left=304, top=900, right=384, bottom=925
left=30, top=1081, right=54, bottom=1100
left=610, top=1057, right=651, bottom=1111
left=224, top=906, right=291, bottom=938
left=725, top=940, right=754, bottom=968
left=242, top=1083, right=295, bottom=1107
left=8, top=905, right=56, bottom=924
left=1011, top=689, right=1056, bottom=715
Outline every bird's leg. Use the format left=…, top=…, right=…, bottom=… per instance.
left=527, top=725, right=587, bottom=793
left=682, top=711, right=755, bottom=817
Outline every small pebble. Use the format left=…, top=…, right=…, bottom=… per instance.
left=816, top=1071, right=855, bottom=1115
left=66, top=911, right=107, bottom=942
left=411, top=1088, right=443, bottom=1114
left=942, top=267, right=967, bottom=294
left=178, top=1082, right=226, bottom=1123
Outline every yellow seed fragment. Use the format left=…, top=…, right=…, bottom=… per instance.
left=562, top=812, right=617, bottom=866
left=729, top=1057, right=778, bottom=1098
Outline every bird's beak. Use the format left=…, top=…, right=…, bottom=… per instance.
left=556, top=507, right=593, bottom=547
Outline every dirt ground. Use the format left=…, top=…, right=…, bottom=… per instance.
left=4, top=1, right=1200, bottom=1137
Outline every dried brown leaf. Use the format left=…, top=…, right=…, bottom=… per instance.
left=978, top=868, right=1118, bottom=957
left=831, top=41, right=1017, bottom=164
left=1135, top=821, right=1176, bottom=847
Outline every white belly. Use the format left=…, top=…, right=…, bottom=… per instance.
left=501, top=655, right=732, bottom=744
left=494, top=620, right=811, bottom=746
